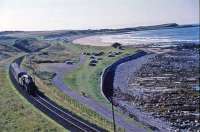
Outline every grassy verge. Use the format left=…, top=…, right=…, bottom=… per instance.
left=0, top=60, right=66, bottom=132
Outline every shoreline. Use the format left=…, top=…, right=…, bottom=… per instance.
left=109, top=46, right=199, bottom=131
left=72, top=30, right=200, bottom=48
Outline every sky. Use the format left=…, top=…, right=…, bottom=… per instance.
left=0, top=0, right=199, bottom=31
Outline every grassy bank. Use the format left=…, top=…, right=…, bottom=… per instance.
left=0, top=59, right=65, bottom=132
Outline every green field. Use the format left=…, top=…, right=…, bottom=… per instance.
left=64, top=43, right=136, bottom=103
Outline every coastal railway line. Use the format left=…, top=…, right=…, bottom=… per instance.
left=9, top=56, right=105, bottom=132
left=30, top=94, right=101, bottom=132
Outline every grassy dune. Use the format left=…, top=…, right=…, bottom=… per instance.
left=0, top=58, right=66, bottom=132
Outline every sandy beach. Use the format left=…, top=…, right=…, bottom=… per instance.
left=73, top=35, right=113, bottom=46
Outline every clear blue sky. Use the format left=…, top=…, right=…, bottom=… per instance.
left=0, top=0, right=199, bottom=31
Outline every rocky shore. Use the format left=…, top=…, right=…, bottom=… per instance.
left=113, top=46, right=200, bottom=131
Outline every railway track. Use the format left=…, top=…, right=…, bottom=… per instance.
left=31, top=94, right=101, bottom=132
left=9, top=57, right=105, bottom=132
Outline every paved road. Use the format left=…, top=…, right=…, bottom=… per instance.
left=52, top=52, right=149, bottom=132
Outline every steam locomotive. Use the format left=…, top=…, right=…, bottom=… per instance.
left=10, top=63, right=36, bottom=95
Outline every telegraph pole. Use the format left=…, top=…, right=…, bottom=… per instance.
left=111, top=97, right=116, bottom=132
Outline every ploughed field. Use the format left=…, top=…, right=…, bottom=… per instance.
left=113, top=47, right=200, bottom=131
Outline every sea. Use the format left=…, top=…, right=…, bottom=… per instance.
left=100, top=26, right=200, bottom=46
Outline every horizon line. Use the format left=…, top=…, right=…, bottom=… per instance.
left=0, top=22, right=199, bottom=32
